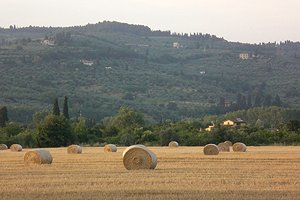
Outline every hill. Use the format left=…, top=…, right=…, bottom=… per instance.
left=0, top=21, right=300, bottom=123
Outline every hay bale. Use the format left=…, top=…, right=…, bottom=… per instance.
left=24, top=150, right=53, bottom=165
left=233, top=142, right=247, bottom=152
left=67, top=145, right=82, bottom=154
left=122, top=145, right=157, bottom=170
left=0, top=144, right=8, bottom=150
left=218, top=142, right=230, bottom=152
left=224, top=140, right=233, bottom=146
left=203, top=144, right=219, bottom=155
left=168, top=141, right=179, bottom=148
left=136, top=144, right=146, bottom=147
left=10, top=144, right=22, bottom=152
left=104, top=144, right=117, bottom=152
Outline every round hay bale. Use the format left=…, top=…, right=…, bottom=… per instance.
left=135, top=144, right=146, bottom=147
left=233, top=142, right=247, bottom=152
left=10, top=144, right=22, bottom=152
left=67, top=145, right=82, bottom=154
left=203, top=144, right=219, bottom=155
left=218, top=142, right=230, bottom=152
left=104, top=144, right=117, bottom=152
left=224, top=140, right=233, bottom=146
left=24, top=150, right=53, bottom=165
left=168, top=141, right=179, bottom=148
left=0, top=144, right=8, bottom=150
left=122, top=145, right=157, bottom=170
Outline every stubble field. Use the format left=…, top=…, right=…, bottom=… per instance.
left=1, top=146, right=300, bottom=200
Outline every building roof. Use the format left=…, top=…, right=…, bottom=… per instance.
left=223, top=118, right=246, bottom=123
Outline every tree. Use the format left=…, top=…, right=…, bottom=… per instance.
left=33, top=110, right=49, bottom=128
left=63, top=96, right=69, bottom=119
left=218, top=97, right=225, bottom=108
left=37, top=114, right=74, bottom=147
left=144, top=48, right=149, bottom=64
left=272, top=94, right=282, bottom=107
left=159, top=128, right=179, bottom=146
left=236, top=93, right=242, bottom=110
left=286, top=120, right=300, bottom=132
left=53, top=98, right=60, bottom=116
left=73, top=117, right=88, bottom=143
left=255, top=119, right=265, bottom=128
left=247, top=93, right=252, bottom=108
left=102, top=106, right=145, bottom=138
left=113, top=106, right=145, bottom=131
left=241, top=95, right=247, bottom=109
left=263, top=94, right=272, bottom=107
left=0, top=106, right=8, bottom=127
left=254, top=94, right=262, bottom=107
left=167, top=102, right=178, bottom=110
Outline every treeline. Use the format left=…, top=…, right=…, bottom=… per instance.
left=0, top=21, right=224, bottom=42
left=1, top=100, right=300, bottom=148
left=218, top=92, right=282, bottom=114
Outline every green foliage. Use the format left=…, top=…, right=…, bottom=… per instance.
left=1, top=22, right=300, bottom=146
left=1, top=22, right=300, bottom=124
left=273, top=94, right=282, bottom=107
left=72, top=117, right=89, bottom=143
left=0, top=106, right=8, bottom=127
left=63, top=96, right=69, bottom=119
left=113, top=106, right=145, bottom=131
left=2, top=106, right=300, bottom=147
left=140, top=130, right=159, bottom=144
left=3, top=122, right=23, bottom=136
left=13, top=129, right=38, bottom=148
left=119, top=133, right=136, bottom=146
left=255, top=119, right=265, bottom=128
left=101, top=117, right=119, bottom=137
left=52, top=98, right=60, bottom=116
left=158, top=127, right=179, bottom=146
left=33, top=110, right=50, bottom=128
left=37, top=114, right=74, bottom=147
left=286, top=120, right=300, bottom=132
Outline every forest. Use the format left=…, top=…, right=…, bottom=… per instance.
left=0, top=21, right=300, bottom=147
left=1, top=21, right=300, bottom=123
left=1, top=100, right=300, bottom=147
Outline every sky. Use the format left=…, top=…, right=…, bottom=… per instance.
left=1, top=0, right=300, bottom=43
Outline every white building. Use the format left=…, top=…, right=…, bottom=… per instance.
left=239, top=53, right=249, bottom=60
left=173, top=42, right=183, bottom=48
left=41, top=39, right=55, bottom=46
left=80, top=59, right=94, bottom=66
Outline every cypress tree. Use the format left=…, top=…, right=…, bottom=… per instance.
left=0, top=106, right=8, bottom=127
left=247, top=93, right=252, bottom=108
left=241, top=95, right=247, bottom=109
left=263, top=94, right=272, bottom=107
left=2, top=106, right=8, bottom=121
left=254, top=96, right=261, bottom=107
left=0, top=115, right=4, bottom=127
left=272, top=94, right=282, bottom=107
left=218, top=97, right=225, bottom=108
left=53, top=98, right=60, bottom=116
left=63, top=96, right=69, bottom=119
left=236, top=93, right=242, bottom=110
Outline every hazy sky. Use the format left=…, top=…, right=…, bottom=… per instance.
left=1, top=0, right=300, bottom=43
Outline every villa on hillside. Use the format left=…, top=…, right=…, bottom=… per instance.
left=224, top=101, right=232, bottom=108
left=205, top=124, right=215, bottom=132
left=239, top=53, right=249, bottom=60
left=222, top=118, right=246, bottom=126
left=80, top=59, right=94, bottom=66
left=41, top=39, right=55, bottom=46
left=173, top=42, right=183, bottom=49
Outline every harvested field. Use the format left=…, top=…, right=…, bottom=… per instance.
left=0, top=146, right=300, bottom=200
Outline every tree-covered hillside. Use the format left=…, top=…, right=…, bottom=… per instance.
left=0, top=21, right=300, bottom=123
